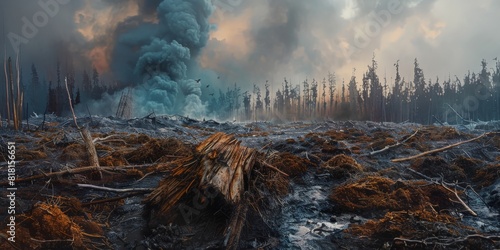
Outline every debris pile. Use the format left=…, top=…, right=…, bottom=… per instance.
left=144, top=132, right=289, bottom=249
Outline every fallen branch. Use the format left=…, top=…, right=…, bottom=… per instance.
left=394, top=234, right=500, bottom=246
left=465, top=185, right=492, bottom=212
left=76, top=183, right=154, bottom=193
left=446, top=103, right=475, bottom=125
left=406, top=168, right=477, bottom=216
left=82, top=193, right=143, bottom=207
left=440, top=182, right=477, bottom=216
left=392, top=132, right=499, bottom=162
left=366, top=129, right=419, bottom=156
left=259, top=160, right=289, bottom=177
left=92, top=134, right=119, bottom=143
left=0, top=164, right=156, bottom=185
left=432, top=115, right=445, bottom=126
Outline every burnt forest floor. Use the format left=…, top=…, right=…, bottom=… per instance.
left=1, top=114, right=500, bottom=249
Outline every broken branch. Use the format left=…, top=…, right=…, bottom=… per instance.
left=440, top=183, right=477, bottom=216
left=406, top=168, right=477, bottom=216
left=0, top=164, right=156, bottom=185
left=366, top=129, right=419, bottom=156
left=259, top=160, right=289, bottom=177
left=394, top=234, right=500, bottom=246
left=76, top=183, right=154, bottom=193
left=392, top=132, right=499, bottom=162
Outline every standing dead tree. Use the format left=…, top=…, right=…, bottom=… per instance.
left=65, top=77, right=102, bottom=179
left=3, top=54, right=24, bottom=130
left=116, top=88, right=133, bottom=119
left=3, top=46, right=9, bottom=127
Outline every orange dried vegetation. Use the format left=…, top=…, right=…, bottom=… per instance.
left=269, top=152, right=313, bottom=177
left=20, top=203, right=84, bottom=249
left=346, top=210, right=469, bottom=240
left=16, top=145, right=47, bottom=160
left=473, top=164, right=500, bottom=188
left=59, top=143, right=87, bottom=162
left=369, top=138, right=397, bottom=151
left=99, top=152, right=128, bottom=166
left=322, top=154, right=364, bottom=179
left=410, top=156, right=467, bottom=183
left=126, top=138, right=193, bottom=164
left=330, top=176, right=455, bottom=214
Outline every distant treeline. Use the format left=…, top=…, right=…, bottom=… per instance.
left=208, top=57, right=500, bottom=124
left=1, top=60, right=111, bottom=120
left=2, top=57, right=500, bottom=125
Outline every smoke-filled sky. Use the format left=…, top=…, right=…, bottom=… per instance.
left=203, top=0, right=500, bottom=83
left=1, top=0, right=499, bottom=115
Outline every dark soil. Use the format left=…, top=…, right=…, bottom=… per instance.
left=1, top=116, right=499, bottom=249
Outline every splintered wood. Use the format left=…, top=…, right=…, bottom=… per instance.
left=144, top=132, right=280, bottom=250
left=146, top=132, right=257, bottom=215
left=197, top=132, right=257, bottom=203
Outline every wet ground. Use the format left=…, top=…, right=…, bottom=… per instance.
left=1, top=115, right=499, bottom=249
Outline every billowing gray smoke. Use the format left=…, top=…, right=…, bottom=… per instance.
left=112, top=0, right=213, bottom=118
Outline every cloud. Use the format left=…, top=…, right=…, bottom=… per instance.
left=200, top=0, right=500, bottom=88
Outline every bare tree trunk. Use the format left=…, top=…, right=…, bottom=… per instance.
left=4, top=48, right=10, bottom=126
left=8, top=58, right=16, bottom=129
left=65, top=77, right=102, bottom=179
left=15, top=51, right=22, bottom=130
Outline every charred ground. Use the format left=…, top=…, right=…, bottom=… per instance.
left=1, top=115, right=500, bottom=249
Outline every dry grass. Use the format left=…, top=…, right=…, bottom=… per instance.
left=473, top=163, right=500, bottom=188
left=330, top=176, right=456, bottom=215
left=346, top=210, right=471, bottom=240
left=268, top=152, right=313, bottom=177
left=126, top=138, right=193, bottom=164
left=410, top=156, right=467, bottom=183
left=322, top=154, right=364, bottom=179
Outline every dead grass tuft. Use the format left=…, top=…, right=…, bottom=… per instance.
left=16, top=145, right=47, bottom=160
left=268, top=152, right=313, bottom=177
left=473, top=164, right=500, bottom=188
left=346, top=210, right=471, bottom=241
left=417, top=126, right=464, bottom=141
left=322, top=154, right=363, bottom=179
left=123, top=133, right=151, bottom=144
left=27, top=203, right=84, bottom=248
left=330, top=176, right=456, bottom=215
left=369, top=138, right=397, bottom=151
left=59, top=143, right=87, bottom=162
left=126, top=138, right=193, bottom=164
left=99, top=152, right=128, bottom=166
left=410, top=156, right=466, bottom=183
left=451, top=156, right=483, bottom=177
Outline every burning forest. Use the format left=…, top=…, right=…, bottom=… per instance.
left=1, top=0, right=500, bottom=249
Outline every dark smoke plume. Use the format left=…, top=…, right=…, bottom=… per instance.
left=111, top=0, right=213, bottom=117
